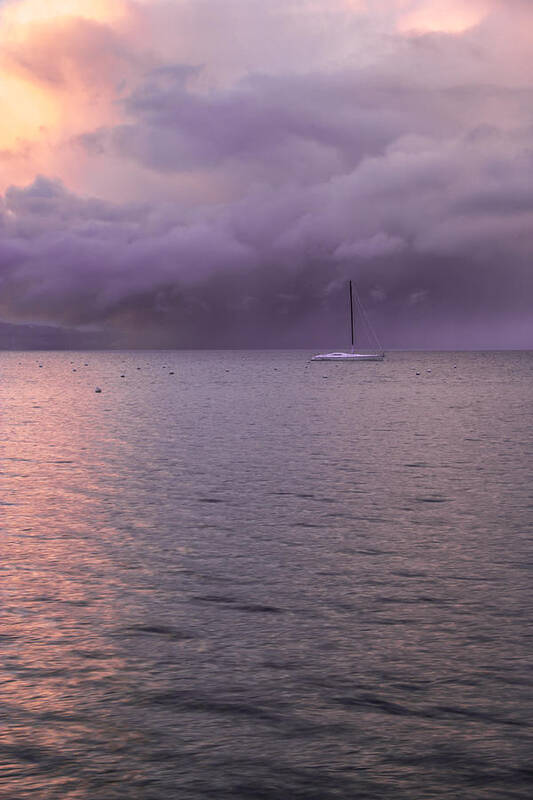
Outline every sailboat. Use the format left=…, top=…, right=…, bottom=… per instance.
left=311, top=280, right=385, bottom=361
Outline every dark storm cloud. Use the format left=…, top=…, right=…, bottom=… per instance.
left=2, top=119, right=532, bottom=348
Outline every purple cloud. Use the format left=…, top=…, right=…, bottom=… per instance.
left=0, top=0, right=532, bottom=348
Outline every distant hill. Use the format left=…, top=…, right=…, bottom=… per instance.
left=0, top=321, right=112, bottom=350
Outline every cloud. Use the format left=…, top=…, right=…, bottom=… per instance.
left=0, top=0, right=532, bottom=347
left=396, top=0, right=489, bottom=34
left=1, top=114, right=532, bottom=348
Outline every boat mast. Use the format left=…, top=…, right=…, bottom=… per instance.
left=349, top=280, right=355, bottom=354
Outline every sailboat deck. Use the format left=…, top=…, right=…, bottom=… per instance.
left=311, top=352, right=384, bottom=361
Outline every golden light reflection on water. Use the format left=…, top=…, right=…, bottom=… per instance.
left=1, top=353, right=153, bottom=793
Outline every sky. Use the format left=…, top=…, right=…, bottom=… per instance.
left=0, top=0, right=531, bottom=349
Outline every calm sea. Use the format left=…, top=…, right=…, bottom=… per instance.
left=1, top=350, right=532, bottom=799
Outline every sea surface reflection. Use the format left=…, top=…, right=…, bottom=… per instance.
left=1, top=350, right=532, bottom=798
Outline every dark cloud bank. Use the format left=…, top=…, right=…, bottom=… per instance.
left=1, top=9, right=532, bottom=349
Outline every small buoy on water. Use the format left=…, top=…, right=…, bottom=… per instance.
left=416, top=371, right=420, bottom=376
left=120, top=374, right=125, bottom=378
left=95, top=387, right=102, bottom=393
left=427, top=369, right=431, bottom=373
left=169, top=371, right=174, bottom=375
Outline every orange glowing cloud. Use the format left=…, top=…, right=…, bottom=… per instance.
left=0, top=0, right=144, bottom=188
left=397, top=0, right=489, bottom=34
left=1, top=0, right=129, bottom=28
left=0, top=72, right=58, bottom=151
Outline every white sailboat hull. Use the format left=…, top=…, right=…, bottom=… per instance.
left=311, top=352, right=385, bottom=361
left=312, top=280, right=385, bottom=362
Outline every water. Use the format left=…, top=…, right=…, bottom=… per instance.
left=1, top=350, right=532, bottom=799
